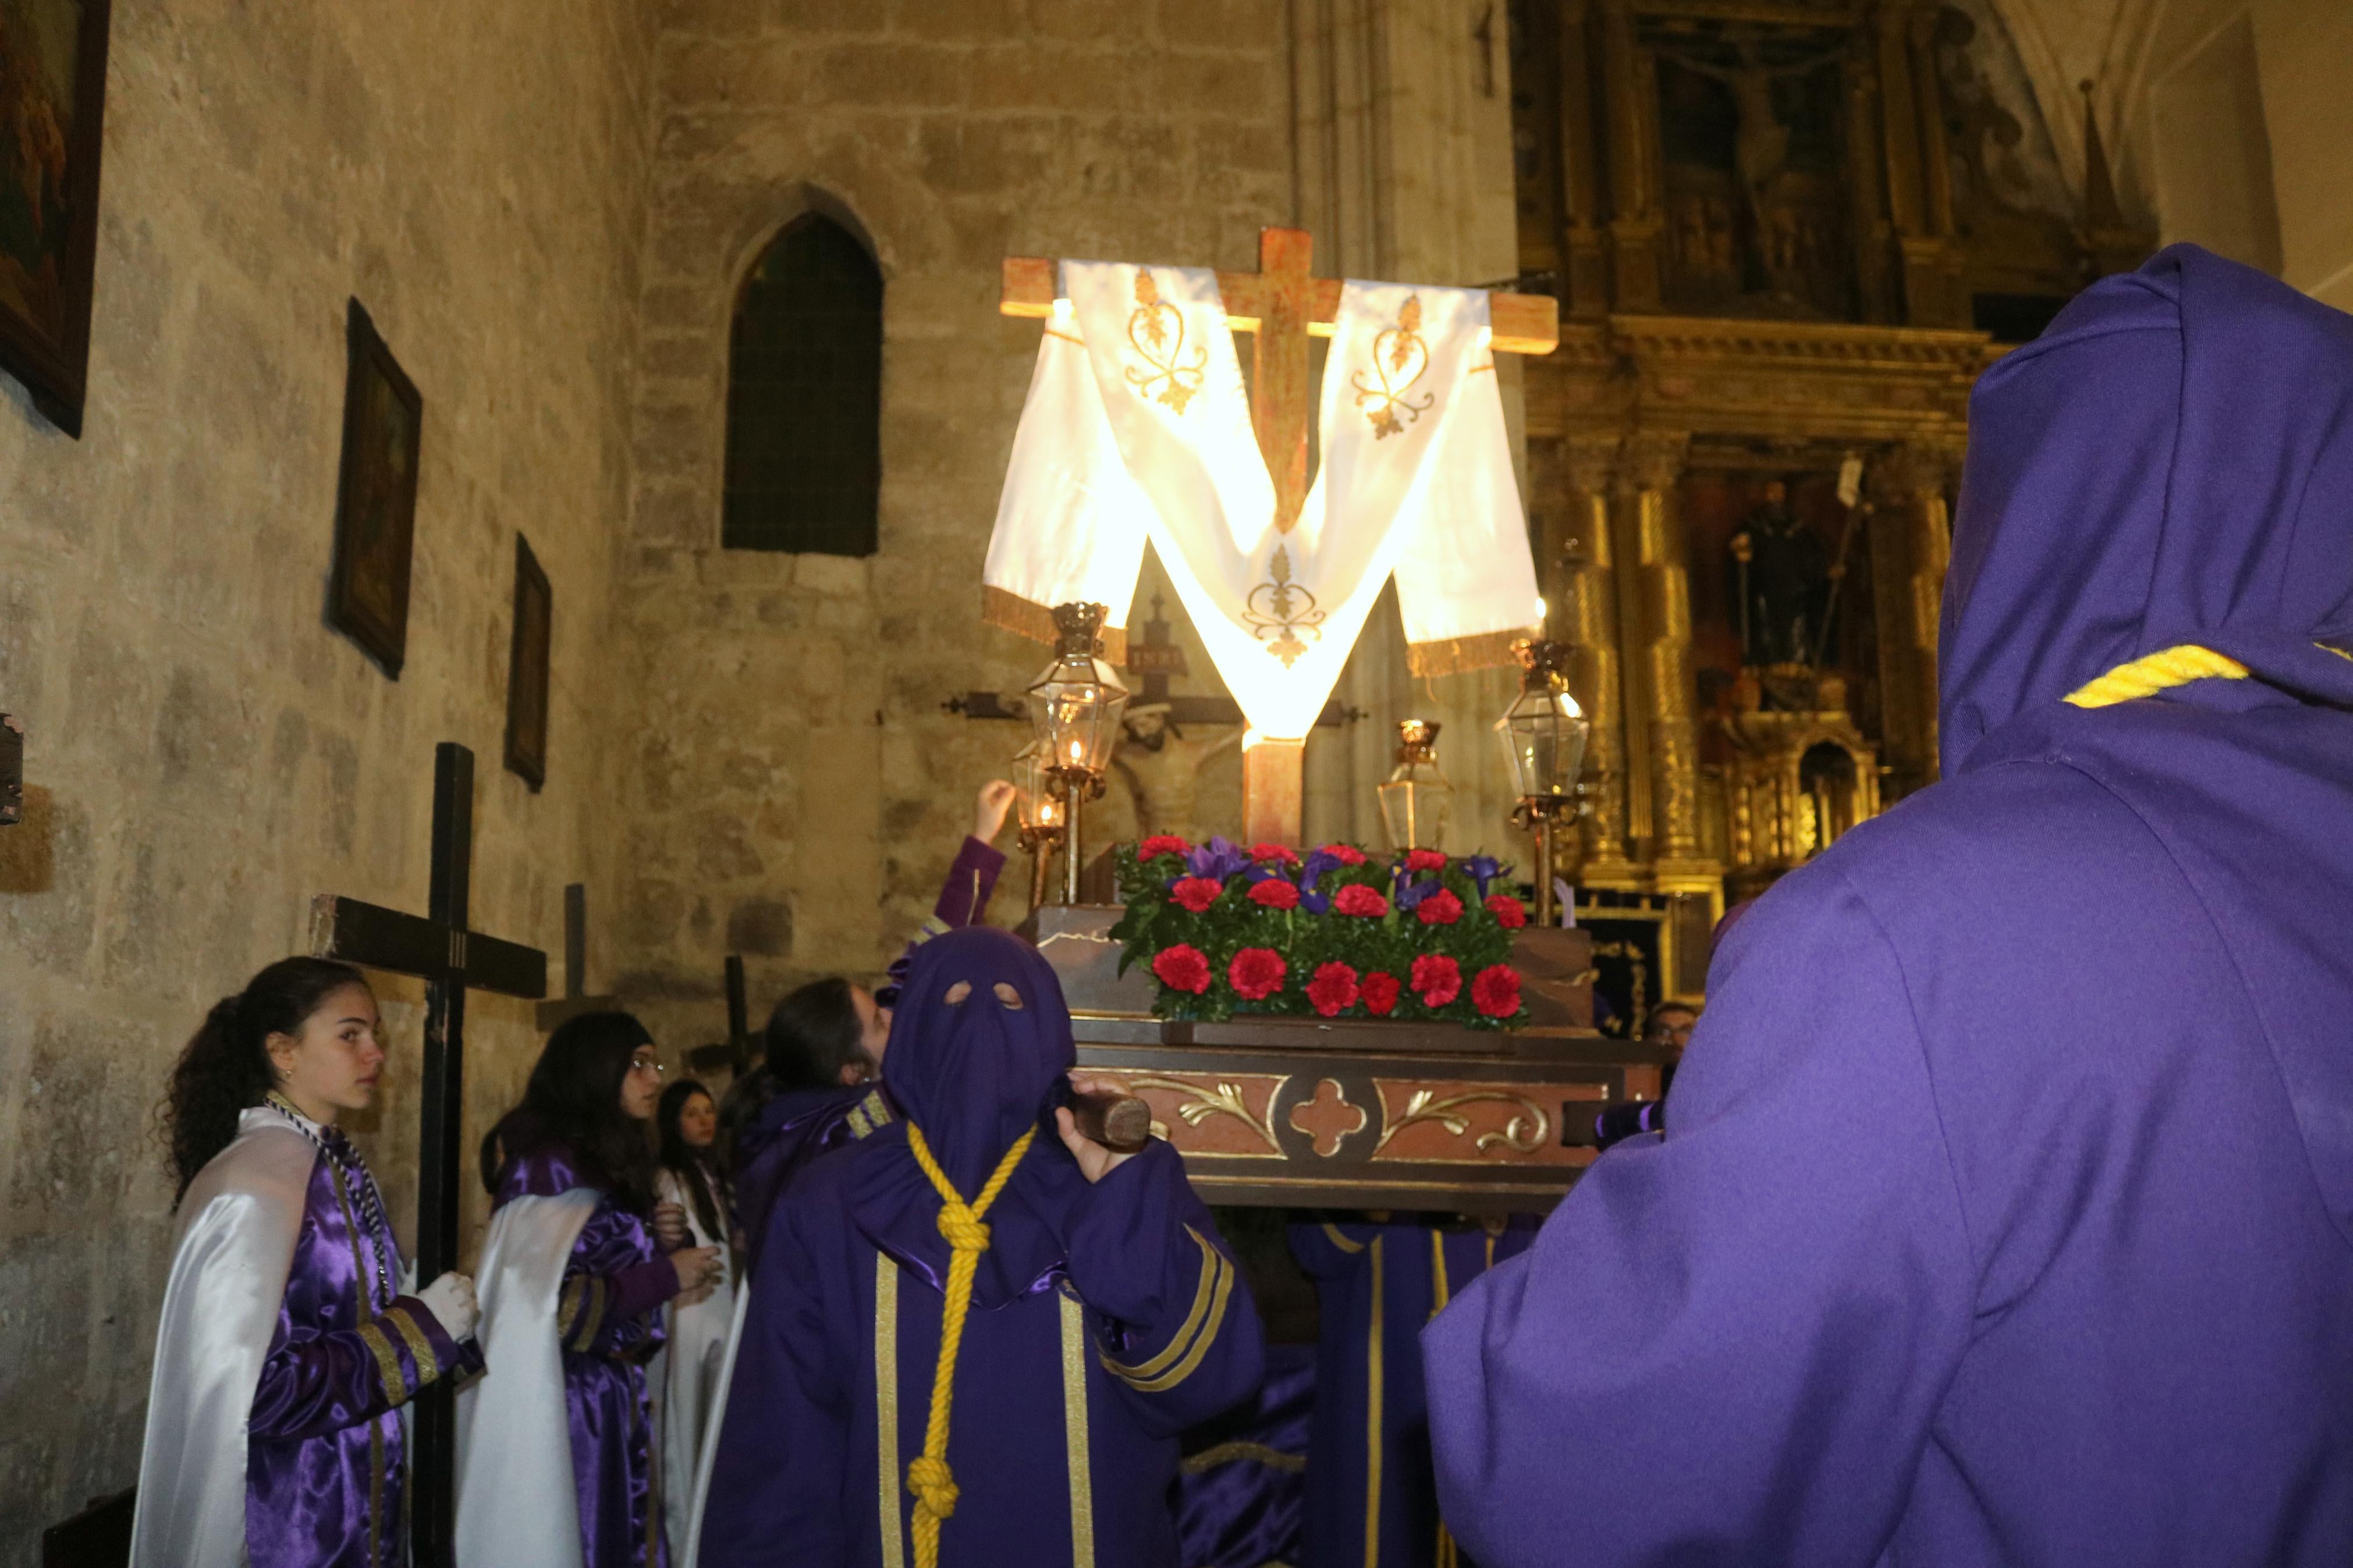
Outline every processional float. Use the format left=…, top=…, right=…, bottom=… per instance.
left=983, top=229, right=1669, bottom=1215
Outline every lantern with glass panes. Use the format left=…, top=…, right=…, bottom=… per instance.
left=1024, top=602, right=1130, bottom=904
left=1494, top=638, right=1589, bottom=927
left=1009, top=739, right=1067, bottom=913
left=1375, top=719, right=1455, bottom=852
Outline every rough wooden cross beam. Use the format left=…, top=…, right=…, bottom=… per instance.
left=998, top=226, right=1560, bottom=847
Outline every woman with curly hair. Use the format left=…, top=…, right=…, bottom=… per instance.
left=456, top=1011, right=720, bottom=1568
left=131, top=957, right=481, bottom=1568
left=650, top=1078, right=737, bottom=1561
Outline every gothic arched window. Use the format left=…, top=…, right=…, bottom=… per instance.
left=722, top=213, right=883, bottom=555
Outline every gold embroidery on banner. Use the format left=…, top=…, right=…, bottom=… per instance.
left=1123, top=272, right=1206, bottom=413
left=1121, top=1076, right=1283, bottom=1153
left=1353, top=295, right=1436, bottom=439
left=1059, top=1287, right=1096, bottom=1568
left=1243, top=546, right=1327, bottom=668
left=876, top=1254, right=907, bottom=1568
left=1372, top=1089, right=1552, bottom=1157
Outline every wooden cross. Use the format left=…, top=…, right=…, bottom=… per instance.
left=688, top=953, right=757, bottom=1079
left=309, top=741, right=546, bottom=1568
left=535, top=881, right=618, bottom=1030
left=1000, top=227, right=1559, bottom=847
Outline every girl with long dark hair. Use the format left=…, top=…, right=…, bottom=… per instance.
left=455, top=1012, right=720, bottom=1568
left=132, top=958, right=480, bottom=1568
left=650, top=1079, right=736, bottom=1562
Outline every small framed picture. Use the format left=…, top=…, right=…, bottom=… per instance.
left=326, top=299, right=423, bottom=678
left=0, top=0, right=114, bottom=437
left=504, top=533, right=551, bottom=791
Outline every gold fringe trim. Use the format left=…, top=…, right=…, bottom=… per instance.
left=979, top=584, right=1127, bottom=664
left=1406, top=627, right=1526, bottom=679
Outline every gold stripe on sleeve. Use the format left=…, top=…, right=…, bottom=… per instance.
left=1099, top=1228, right=1221, bottom=1381
left=1060, top=1288, right=1096, bottom=1568
left=1429, top=1229, right=1450, bottom=1318
left=1109, top=1246, right=1235, bottom=1395
left=382, top=1306, right=442, bottom=1388
left=356, top=1320, right=407, bottom=1405
left=1364, top=1235, right=1385, bottom=1568
left=849, top=1107, right=873, bottom=1139
left=876, top=1253, right=907, bottom=1568
left=863, top=1089, right=894, bottom=1129
left=1322, top=1222, right=1365, bottom=1254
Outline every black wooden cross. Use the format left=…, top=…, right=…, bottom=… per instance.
left=688, top=953, right=755, bottom=1079
left=308, top=741, right=546, bottom=1568
left=535, top=881, right=618, bottom=1030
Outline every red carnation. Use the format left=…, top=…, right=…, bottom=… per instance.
left=1411, top=952, right=1463, bottom=1007
left=1485, top=893, right=1528, bottom=929
left=1305, top=961, right=1360, bottom=1017
left=1170, top=876, right=1223, bottom=913
left=1318, top=843, right=1368, bottom=867
left=1405, top=848, right=1449, bottom=873
left=1471, top=964, right=1523, bottom=1018
left=1332, top=884, right=1390, bottom=918
left=1151, top=944, right=1212, bottom=994
left=1248, top=879, right=1301, bottom=911
left=1415, top=888, right=1464, bottom=926
left=1228, top=947, right=1287, bottom=1001
left=1138, top=834, right=1191, bottom=861
left=1360, top=972, right=1401, bottom=1016
left=1251, top=842, right=1302, bottom=865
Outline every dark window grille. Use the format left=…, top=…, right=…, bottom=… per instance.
left=723, top=214, right=883, bottom=555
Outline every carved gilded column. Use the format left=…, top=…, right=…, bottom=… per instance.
left=1907, top=5, right=1965, bottom=325
left=1873, top=0, right=1944, bottom=326
left=1598, top=0, right=1663, bottom=311
left=1558, top=0, right=1610, bottom=319
left=1867, top=440, right=1958, bottom=797
left=1560, top=434, right=1636, bottom=884
left=1844, top=36, right=1895, bottom=323
left=1619, top=431, right=1704, bottom=872
left=1900, top=438, right=1959, bottom=774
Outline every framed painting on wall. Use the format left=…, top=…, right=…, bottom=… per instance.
left=504, top=533, right=550, bottom=791
left=327, top=298, right=423, bottom=678
left=0, top=0, right=113, bottom=437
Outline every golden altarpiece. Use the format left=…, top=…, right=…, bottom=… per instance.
left=1504, top=0, right=2151, bottom=987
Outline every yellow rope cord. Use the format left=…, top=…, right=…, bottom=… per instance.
left=903, top=1121, right=1037, bottom=1568
left=2062, top=643, right=2248, bottom=708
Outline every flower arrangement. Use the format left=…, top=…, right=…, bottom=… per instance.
left=1108, top=835, right=1528, bottom=1027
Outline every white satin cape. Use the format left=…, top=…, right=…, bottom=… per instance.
left=677, top=1286, right=751, bottom=1566
left=650, top=1169, right=736, bottom=1563
left=453, top=1187, right=599, bottom=1568
left=129, top=1108, right=317, bottom=1568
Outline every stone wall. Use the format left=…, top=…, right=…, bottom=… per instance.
left=615, top=0, right=1294, bottom=1046
left=0, top=0, right=655, bottom=1545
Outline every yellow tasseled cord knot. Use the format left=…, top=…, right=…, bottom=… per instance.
left=902, top=1119, right=1037, bottom=1568
left=2063, top=643, right=2249, bottom=708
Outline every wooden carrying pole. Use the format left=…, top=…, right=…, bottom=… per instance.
left=1000, top=227, right=1559, bottom=847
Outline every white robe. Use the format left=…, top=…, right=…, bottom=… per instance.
left=129, top=1109, right=316, bottom=1568
left=650, top=1167, right=736, bottom=1563
left=452, top=1186, right=599, bottom=1568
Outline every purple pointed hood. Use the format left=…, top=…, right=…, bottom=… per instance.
left=1946, top=243, right=2353, bottom=1245
left=846, top=926, right=1088, bottom=1305
left=1941, top=244, right=2353, bottom=772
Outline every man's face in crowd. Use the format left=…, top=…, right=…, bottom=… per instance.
left=1646, top=1005, right=1698, bottom=1057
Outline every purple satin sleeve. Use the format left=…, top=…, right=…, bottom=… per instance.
left=559, top=1206, right=673, bottom=1364
left=249, top=1295, right=473, bottom=1441
left=1057, top=1141, right=1266, bottom=1435
left=881, top=836, right=1007, bottom=1000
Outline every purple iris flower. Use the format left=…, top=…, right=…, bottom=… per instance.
left=1394, top=876, right=1443, bottom=912
left=1296, top=848, right=1342, bottom=915
left=1185, top=835, right=1252, bottom=884
left=1460, top=855, right=1507, bottom=899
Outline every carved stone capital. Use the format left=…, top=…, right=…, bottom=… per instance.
left=1869, top=438, right=1965, bottom=503
left=1562, top=433, right=1620, bottom=493
left=1618, top=430, right=1691, bottom=494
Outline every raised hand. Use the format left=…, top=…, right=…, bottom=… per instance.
left=1055, top=1072, right=1143, bottom=1184
left=669, top=1245, right=722, bottom=1296
left=975, top=779, right=1019, bottom=844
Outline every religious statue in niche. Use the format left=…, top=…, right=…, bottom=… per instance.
left=1651, top=23, right=1856, bottom=319
left=1727, top=479, right=1830, bottom=674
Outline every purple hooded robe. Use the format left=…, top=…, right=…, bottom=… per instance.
left=1422, top=244, right=2353, bottom=1565
left=698, top=926, right=1268, bottom=1567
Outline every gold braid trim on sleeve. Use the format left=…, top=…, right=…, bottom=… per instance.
left=382, top=1306, right=442, bottom=1388
left=1100, top=1228, right=1236, bottom=1394
left=1406, top=628, right=1531, bottom=680
left=559, top=1275, right=609, bottom=1353
left=356, top=1320, right=409, bottom=1404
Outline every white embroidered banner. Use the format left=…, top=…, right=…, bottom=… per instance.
left=984, top=262, right=1539, bottom=739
